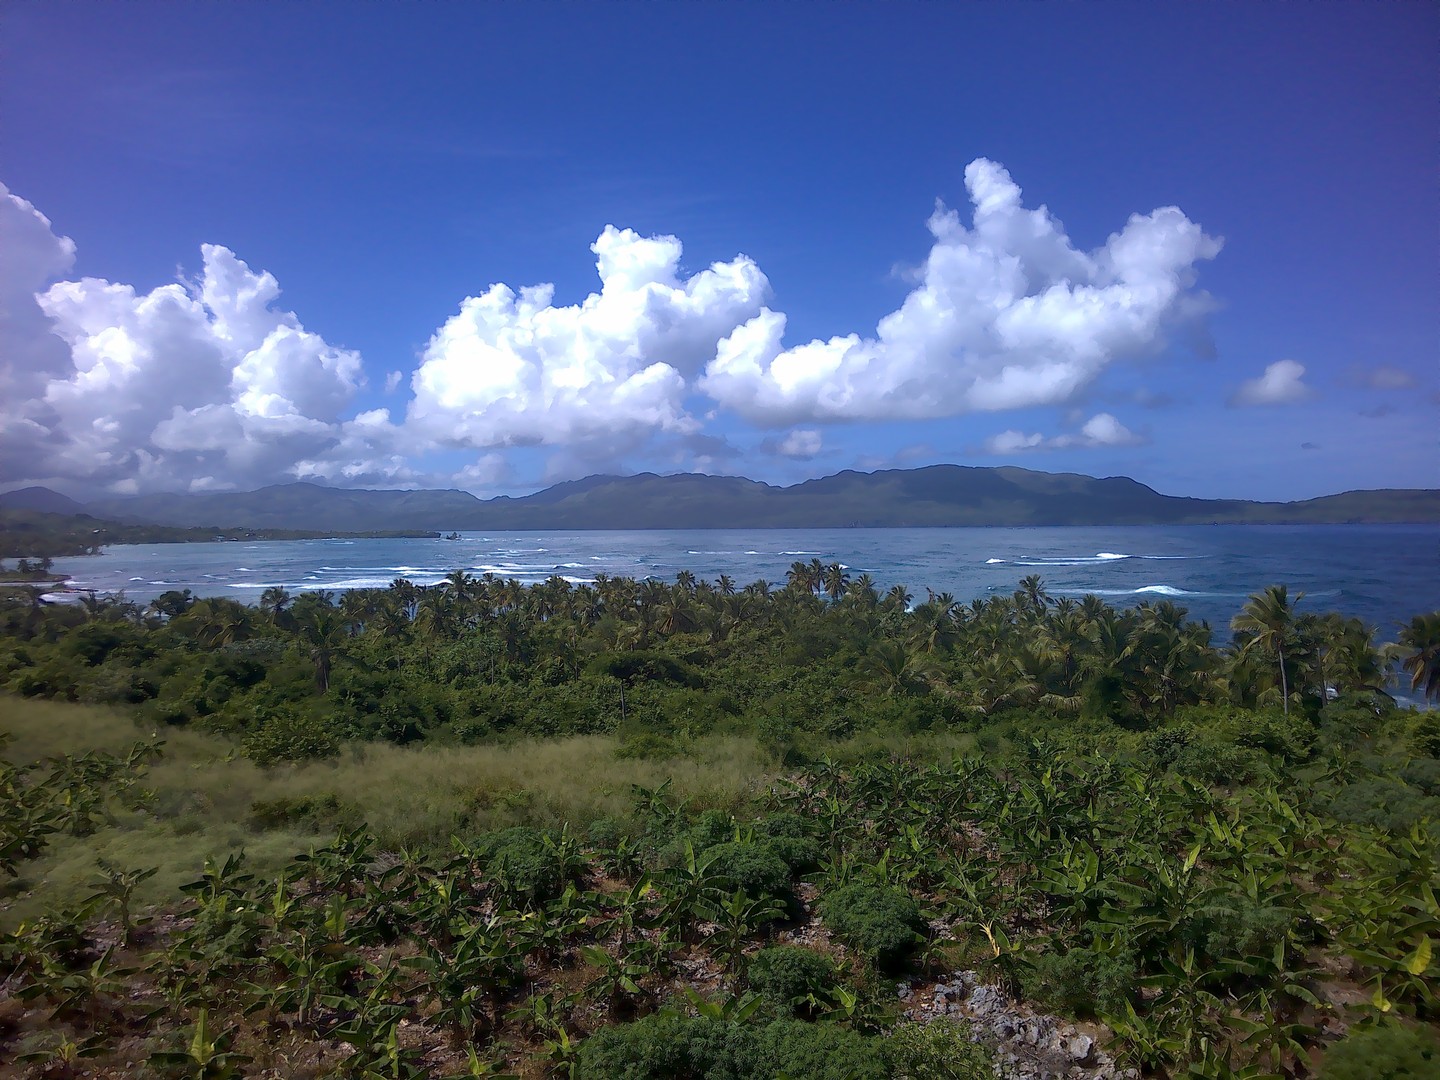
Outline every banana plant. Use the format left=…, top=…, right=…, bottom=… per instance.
left=15, top=1032, right=109, bottom=1077
left=673, top=987, right=764, bottom=1024
left=579, top=943, right=654, bottom=1019
left=694, top=889, right=787, bottom=970
left=149, top=1008, right=252, bottom=1079
left=80, top=862, right=157, bottom=945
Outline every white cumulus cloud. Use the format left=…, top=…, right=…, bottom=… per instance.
left=982, top=412, right=1146, bottom=454
left=1228, top=359, right=1313, bottom=407
left=700, top=159, right=1221, bottom=425
left=764, top=429, right=823, bottom=460
left=0, top=196, right=381, bottom=492
left=406, top=226, right=769, bottom=450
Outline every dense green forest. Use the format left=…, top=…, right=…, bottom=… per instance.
left=1, top=564, right=1438, bottom=1078
left=0, top=507, right=438, bottom=560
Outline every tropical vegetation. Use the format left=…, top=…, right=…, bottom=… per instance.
left=0, top=562, right=1436, bottom=1077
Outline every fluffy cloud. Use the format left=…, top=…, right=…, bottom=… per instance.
left=406, top=226, right=769, bottom=449
left=0, top=194, right=378, bottom=492
left=762, top=429, right=823, bottom=460
left=1228, top=359, right=1313, bottom=407
left=1, top=162, right=1222, bottom=495
left=0, top=185, right=78, bottom=446
left=982, top=412, right=1145, bottom=455
left=700, top=159, right=1222, bottom=425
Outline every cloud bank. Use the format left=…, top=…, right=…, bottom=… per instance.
left=1, top=161, right=1221, bottom=494
left=700, top=159, right=1222, bottom=423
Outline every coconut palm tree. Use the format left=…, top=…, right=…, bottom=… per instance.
left=259, top=586, right=293, bottom=627
left=1231, top=585, right=1302, bottom=715
left=822, top=563, right=850, bottom=602
left=1396, top=611, right=1440, bottom=702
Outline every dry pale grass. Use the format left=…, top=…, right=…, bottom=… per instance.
left=1, top=695, right=776, bottom=924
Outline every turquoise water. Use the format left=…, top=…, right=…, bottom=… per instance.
left=47, top=524, right=1439, bottom=637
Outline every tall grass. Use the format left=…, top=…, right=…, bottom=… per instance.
left=1, top=696, right=774, bottom=925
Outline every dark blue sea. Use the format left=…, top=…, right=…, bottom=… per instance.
left=48, top=525, right=1439, bottom=641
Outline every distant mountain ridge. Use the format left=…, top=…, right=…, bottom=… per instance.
left=4, top=466, right=1437, bottom=532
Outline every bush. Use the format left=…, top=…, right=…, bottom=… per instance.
left=888, top=1018, right=993, bottom=1080
left=704, top=841, right=792, bottom=904
left=241, top=707, right=339, bottom=767
left=463, top=826, right=581, bottom=905
left=746, top=946, right=838, bottom=1011
left=249, top=792, right=343, bottom=830
left=1017, top=946, right=1135, bottom=1019
left=757, top=813, right=822, bottom=872
left=575, top=1014, right=888, bottom=1080
left=1186, top=896, right=1297, bottom=967
left=820, top=883, right=925, bottom=971
left=1319, top=1022, right=1439, bottom=1080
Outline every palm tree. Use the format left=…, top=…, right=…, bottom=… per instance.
left=1396, top=611, right=1440, bottom=702
left=882, top=584, right=913, bottom=614
left=259, top=586, right=293, bottom=627
left=1231, top=585, right=1302, bottom=716
left=295, top=606, right=353, bottom=692
left=822, top=563, right=850, bottom=602
left=860, top=641, right=935, bottom=696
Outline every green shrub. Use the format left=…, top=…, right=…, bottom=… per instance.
left=704, top=841, right=792, bottom=903
left=757, top=813, right=822, bottom=872
left=1319, top=1022, right=1440, bottom=1080
left=575, top=1014, right=888, bottom=1080
left=1323, top=777, right=1440, bottom=833
left=746, top=946, right=838, bottom=1011
left=463, top=826, right=581, bottom=905
left=1408, top=714, right=1440, bottom=759
left=1172, top=740, right=1269, bottom=786
left=1017, top=946, right=1135, bottom=1019
left=614, top=732, right=684, bottom=760
left=249, top=792, right=343, bottom=830
left=888, top=1018, right=993, bottom=1079
left=1186, top=896, right=1297, bottom=967
left=241, top=707, right=339, bottom=767
left=820, top=883, right=925, bottom=971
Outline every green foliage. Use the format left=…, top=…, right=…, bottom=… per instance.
left=887, top=1018, right=993, bottom=1080
left=1319, top=1022, right=1440, bottom=1080
left=745, top=946, right=838, bottom=1010
left=462, top=825, right=584, bottom=905
left=820, top=883, right=925, bottom=971
left=575, top=1014, right=889, bottom=1080
left=1017, top=945, right=1136, bottom=1019
left=703, top=841, right=792, bottom=902
left=240, top=705, right=339, bottom=766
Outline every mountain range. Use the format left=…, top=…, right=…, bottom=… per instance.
left=2, top=467, right=1437, bottom=532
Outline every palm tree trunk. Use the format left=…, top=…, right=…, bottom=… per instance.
left=1278, top=642, right=1288, bottom=716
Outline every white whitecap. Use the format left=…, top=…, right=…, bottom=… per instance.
left=985, top=558, right=1006, bottom=564
left=1095, top=552, right=1131, bottom=560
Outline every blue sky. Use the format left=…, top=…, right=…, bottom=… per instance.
left=1, top=1, right=1434, bottom=501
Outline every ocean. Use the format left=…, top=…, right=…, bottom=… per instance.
left=46, top=524, right=1439, bottom=638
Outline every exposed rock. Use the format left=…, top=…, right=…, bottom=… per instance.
left=903, top=969, right=1135, bottom=1080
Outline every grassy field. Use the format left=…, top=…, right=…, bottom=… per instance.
left=0, top=697, right=778, bottom=926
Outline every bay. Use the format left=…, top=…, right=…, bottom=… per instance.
left=48, top=524, right=1439, bottom=638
